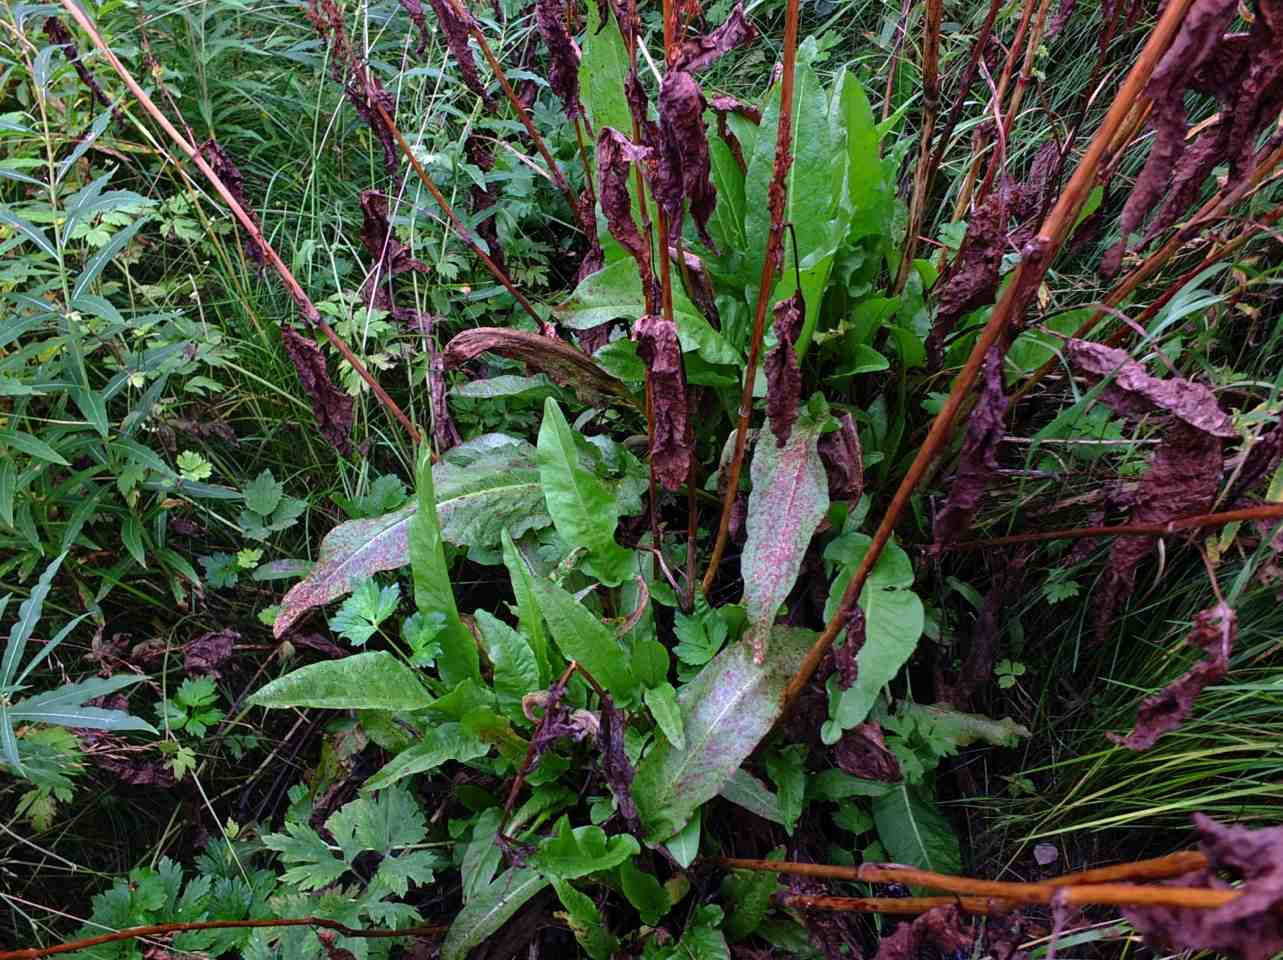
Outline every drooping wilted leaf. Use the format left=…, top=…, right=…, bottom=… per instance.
left=600, top=696, right=639, bottom=826
left=184, top=629, right=236, bottom=677
left=633, top=314, right=691, bottom=490
left=933, top=346, right=1007, bottom=547
left=655, top=70, right=717, bottom=247
left=818, top=412, right=864, bottom=502
left=928, top=192, right=1007, bottom=368
left=197, top=140, right=263, bottom=265
left=424, top=0, right=495, bottom=110
left=834, top=722, right=901, bottom=782
left=535, top=0, right=582, bottom=118
left=430, top=351, right=462, bottom=452
left=596, top=127, right=653, bottom=278
left=359, top=190, right=427, bottom=310
left=631, top=625, right=816, bottom=843
left=280, top=326, right=355, bottom=457
left=764, top=291, right=804, bottom=447
left=1124, top=814, right=1283, bottom=960
left=1109, top=602, right=1235, bottom=750
left=444, top=328, right=631, bottom=405
left=669, top=2, right=758, bottom=74
left=741, top=403, right=829, bottom=662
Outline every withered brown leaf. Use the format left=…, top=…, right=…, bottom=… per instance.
left=655, top=70, right=716, bottom=247
left=535, top=0, right=582, bottom=118
left=933, top=346, right=1007, bottom=547
left=670, top=2, right=758, bottom=74
left=280, top=326, right=356, bottom=456
left=633, top=314, right=692, bottom=490
left=764, top=291, right=804, bottom=447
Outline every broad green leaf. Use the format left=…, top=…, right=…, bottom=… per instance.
left=410, top=446, right=479, bottom=687
left=533, top=815, right=640, bottom=879
left=644, top=682, right=684, bottom=749
left=578, top=0, right=630, bottom=141
left=708, top=138, right=747, bottom=253
left=553, top=879, right=620, bottom=960
left=529, top=575, right=637, bottom=701
left=502, top=529, right=551, bottom=684
left=764, top=744, right=806, bottom=835
left=718, top=768, right=784, bottom=825
left=871, top=780, right=962, bottom=875
left=362, top=721, right=490, bottom=791
left=475, top=610, right=540, bottom=716
left=554, top=258, right=741, bottom=368
left=462, top=809, right=504, bottom=900
left=821, top=534, right=925, bottom=744
left=632, top=626, right=817, bottom=843
left=249, top=652, right=434, bottom=711
left=664, top=812, right=701, bottom=868
left=835, top=69, right=890, bottom=242
left=536, top=398, right=633, bottom=586
left=442, top=866, right=549, bottom=960
left=274, top=436, right=548, bottom=636
left=619, top=858, right=670, bottom=926
left=741, top=406, right=829, bottom=660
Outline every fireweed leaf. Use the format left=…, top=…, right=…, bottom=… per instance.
left=1109, top=602, right=1235, bottom=750
left=819, top=412, right=864, bottom=502
left=933, top=346, right=1007, bottom=547
left=633, top=314, right=691, bottom=490
left=1123, top=814, right=1283, bottom=960
left=927, top=191, right=1007, bottom=368
left=741, top=404, right=829, bottom=662
left=670, top=1, right=758, bottom=74
left=535, top=0, right=582, bottom=118
left=198, top=140, right=263, bottom=265
left=656, top=71, right=716, bottom=247
left=280, top=326, right=355, bottom=457
left=764, top=292, right=804, bottom=447
left=425, top=0, right=494, bottom=109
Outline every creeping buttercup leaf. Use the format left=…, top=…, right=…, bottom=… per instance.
left=535, top=0, right=582, bottom=118
left=532, top=816, right=641, bottom=879
left=933, top=346, right=1007, bottom=547
left=409, top=446, right=479, bottom=687
left=741, top=404, right=829, bottom=662
left=445, top=328, right=631, bottom=405
left=764, top=292, right=804, bottom=447
left=280, top=326, right=355, bottom=456
left=424, top=0, right=494, bottom=110
left=822, top=534, right=925, bottom=744
left=655, top=71, right=716, bottom=247
left=442, top=866, right=549, bottom=960
left=1109, top=602, right=1235, bottom=750
left=249, top=651, right=434, bottom=711
left=1124, top=814, right=1283, bottom=960
left=633, top=314, right=692, bottom=490
left=536, top=398, right=634, bottom=586
left=670, top=1, right=758, bottom=74
left=632, top=626, right=816, bottom=843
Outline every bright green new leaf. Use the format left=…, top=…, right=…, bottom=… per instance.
left=502, top=529, right=551, bottom=684
left=475, top=610, right=540, bottom=717
left=619, top=858, right=671, bottom=926
left=722, top=847, right=783, bottom=942
left=362, top=721, right=490, bottom=791
left=531, top=815, right=640, bottom=879
left=553, top=879, right=620, bottom=959
left=249, top=652, right=434, bottom=711
left=644, top=682, right=685, bottom=750
left=528, top=575, right=637, bottom=701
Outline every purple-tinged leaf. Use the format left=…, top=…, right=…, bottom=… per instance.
left=835, top=722, right=901, bottom=782
left=764, top=291, right=804, bottom=447
left=670, top=2, right=758, bottom=74
left=633, top=314, right=691, bottom=490
left=741, top=404, right=830, bottom=662
left=933, top=346, right=1006, bottom=547
left=535, top=0, right=582, bottom=118
left=198, top=140, right=264, bottom=266
left=656, top=71, right=716, bottom=247
left=184, top=629, right=237, bottom=678
left=425, top=0, right=495, bottom=109
left=399, top=0, right=431, bottom=55
left=928, top=191, right=1007, bottom=368
left=819, top=412, right=864, bottom=502
left=280, top=326, right=355, bottom=457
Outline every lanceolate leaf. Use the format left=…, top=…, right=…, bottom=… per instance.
left=871, top=779, right=962, bottom=875
left=537, top=398, right=634, bottom=587
left=821, top=534, right=925, bottom=745
left=249, top=652, right=434, bottom=711
left=502, top=529, right=552, bottom=684
left=362, top=721, right=490, bottom=791
left=409, top=446, right=479, bottom=687
left=529, top=575, right=637, bottom=701
left=741, top=404, right=829, bottom=661
left=442, top=866, right=550, bottom=960
left=632, top=626, right=816, bottom=843
left=475, top=609, right=540, bottom=717
left=274, top=436, right=547, bottom=637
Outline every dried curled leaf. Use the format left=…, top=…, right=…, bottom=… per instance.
left=596, top=128, right=654, bottom=284
left=425, top=0, right=495, bottom=110
left=818, top=412, right=864, bottom=502
left=198, top=139, right=264, bottom=266
left=280, top=326, right=355, bottom=456
left=764, top=292, right=804, bottom=447
left=875, top=905, right=974, bottom=960
left=670, top=1, right=758, bottom=74
left=398, top=0, right=431, bottom=54
left=933, top=346, right=1007, bottom=547
left=535, top=0, right=582, bottom=118
left=928, top=191, right=1007, bottom=368
left=444, top=328, right=631, bottom=405
left=1124, top=814, right=1283, bottom=960
left=184, top=629, right=237, bottom=678
left=655, top=71, right=716, bottom=247
left=359, top=190, right=428, bottom=310
left=44, top=17, right=120, bottom=119
left=633, top=314, right=691, bottom=491
left=834, top=722, right=901, bottom=782
left=600, top=696, right=640, bottom=831
left=1109, top=602, right=1235, bottom=750
left=430, top=352, right=462, bottom=452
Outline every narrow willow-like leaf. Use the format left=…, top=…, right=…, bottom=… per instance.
left=536, top=398, right=633, bottom=586
left=741, top=406, right=829, bottom=661
left=442, top=866, right=550, bottom=960
left=502, top=529, right=551, bottom=684
left=249, top=652, right=434, bottom=711
left=2, top=553, right=66, bottom=689
left=410, top=446, right=478, bottom=687
left=632, top=626, right=816, bottom=843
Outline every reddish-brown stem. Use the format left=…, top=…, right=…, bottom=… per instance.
left=370, top=103, right=547, bottom=331
left=778, top=894, right=1006, bottom=915
left=891, top=0, right=944, bottom=295
left=776, top=0, right=1200, bottom=722
left=55, top=0, right=420, bottom=446
left=945, top=502, right=1283, bottom=552
left=0, top=917, right=447, bottom=960
left=881, top=0, right=915, bottom=121
left=700, top=0, right=802, bottom=596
